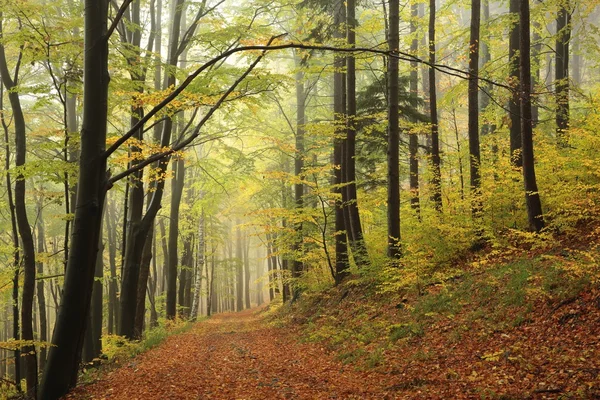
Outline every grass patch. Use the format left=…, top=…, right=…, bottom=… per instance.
left=389, top=322, right=424, bottom=341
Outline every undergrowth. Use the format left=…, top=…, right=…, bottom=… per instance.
left=272, top=229, right=600, bottom=380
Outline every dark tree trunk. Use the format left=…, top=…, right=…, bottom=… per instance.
left=429, top=0, right=442, bottom=212
left=479, top=0, right=493, bottom=137
left=519, top=0, right=545, bottom=233
left=166, top=156, right=186, bottom=318
left=0, top=14, right=38, bottom=396
left=84, top=230, right=103, bottom=362
left=345, top=0, right=369, bottom=266
left=509, top=0, right=523, bottom=167
left=468, top=0, right=482, bottom=218
left=39, top=0, right=110, bottom=396
left=134, top=224, right=154, bottom=336
left=292, top=59, right=305, bottom=299
left=1, top=88, right=21, bottom=389
left=556, top=0, right=570, bottom=147
left=35, top=203, right=47, bottom=372
left=531, top=25, right=541, bottom=127
left=106, top=200, right=119, bottom=334
left=333, top=0, right=350, bottom=281
left=409, top=1, right=420, bottom=216
left=387, top=0, right=401, bottom=259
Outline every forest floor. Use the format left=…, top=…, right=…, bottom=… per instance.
left=65, top=308, right=391, bottom=400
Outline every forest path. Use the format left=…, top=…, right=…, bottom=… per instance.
left=67, top=308, right=391, bottom=399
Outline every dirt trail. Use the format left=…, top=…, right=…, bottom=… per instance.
left=67, top=309, right=390, bottom=399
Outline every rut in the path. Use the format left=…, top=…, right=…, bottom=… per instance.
left=66, top=309, right=392, bottom=400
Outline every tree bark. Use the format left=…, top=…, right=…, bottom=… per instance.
left=520, top=0, right=545, bottom=232
left=345, top=0, right=370, bottom=266
left=0, top=12, right=38, bottom=396
left=509, top=0, right=523, bottom=167
left=334, top=0, right=350, bottom=280
left=292, top=56, right=305, bottom=299
left=429, top=0, right=442, bottom=212
left=468, top=0, right=482, bottom=219
left=35, top=201, right=48, bottom=373
left=556, top=0, right=571, bottom=147
left=39, top=0, right=110, bottom=396
left=235, top=223, right=244, bottom=311
left=167, top=155, right=186, bottom=318
left=243, top=235, right=251, bottom=309
left=409, top=0, right=420, bottom=216
left=106, top=200, right=119, bottom=334
left=387, top=0, right=401, bottom=259
left=190, top=210, right=205, bottom=320
left=1, top=86, right=21, bottom=389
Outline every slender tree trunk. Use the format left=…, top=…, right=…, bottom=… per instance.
left=178, top=232, right=193, bottom=317
left=509, top=0, right=523, bottom=167
left=479, top=0, right=492, bottom=137
left=519, top=0, right=545, bottom=233
left=266, top=238, right=274, bottom=301
left=106, top=201, right=119, bottom=334
left=1, top=88, right=21, bottom=390
left=292, top=57, right=305, bottom=299
left=40, top=0, right=110, bottom=396
left=235, top=223, right=244, bottom=311
left=243, top=235, right=251, bottom=309
left=0, top=13, right=38, bottom=396
left=556, top=0, right=571, bottom=147
left=190, top=210, right=205, bottom=320
left=468, top=0, right=482, bottom=219
left=345, top=0, right=370, bottom=265
left=387, top=0, right=401, bottom=259
left=409, top=1, right=420, bottom=216
left=167, top=156, right=186, bottom=318
left=429, top=0, right=442, bottom=211
left=35, top=202, right=47, bottom=372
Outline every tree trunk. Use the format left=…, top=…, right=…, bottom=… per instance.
left=178, top=232, right=193, bottom=318
left=83, top=229, right=103, bottom=362
left=190, top=210, right=205, bottom=320
left=235, top=223, right=244, bottom=311
left=479, top=0, right=492, bottom=137
left=429, top=0, right=442, bottom=211
left=266, top=238, right=274, bottom=301
left=519, top=0, right=545, bottom=232
left=292, top=58, right=305, bottom=299
left=468, top=0, right=482, bottom=218
left=556, top=0, right=570, bottom=147
left=35, top=202, right=47, bottom=372
left=345, top=0, right=370, bottom=265
left=387, top=0, right=401, bottom=259
left=106, top=200, right=119, bottom=334
left=39, top=0, right=110, bottom=396
left=166, top=155, right=186, bottom=318
left=334, top=0, right=350, bottom=280
left=1, top=86, right=21, bottom=389
left=243, top=235, right=251, bottom=309
left=409, top=0, right=420, bottom=216
left=0, top=13, right=38, bottom=396
left=509, top=0, right=523, bottom=167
